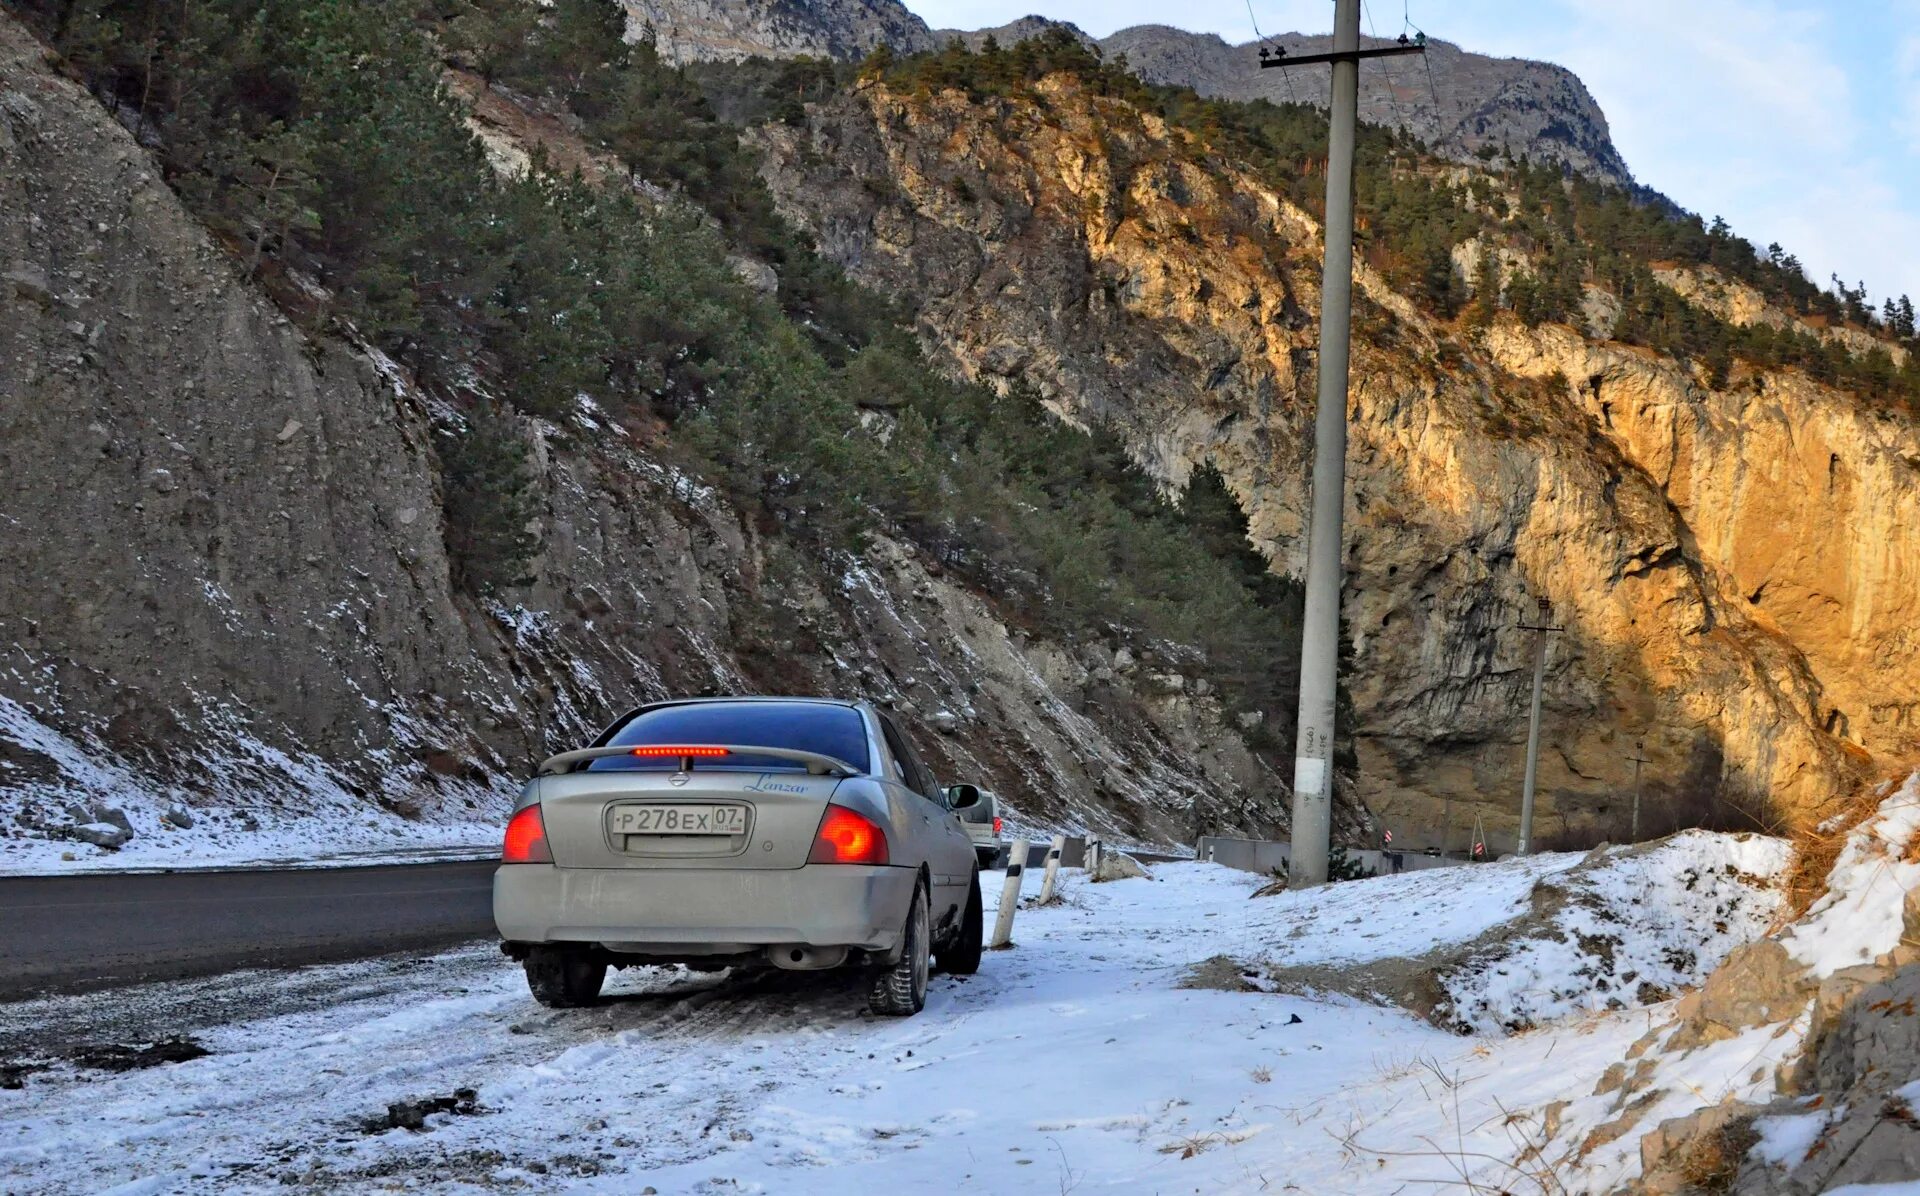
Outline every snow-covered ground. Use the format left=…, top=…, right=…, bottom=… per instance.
left=0, top=840, right=1793, bottom=1194
left=1435, top=830, right=1792, bottom=1033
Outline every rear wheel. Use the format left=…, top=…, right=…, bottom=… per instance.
left=524, top=946, right=606, bottom=1008
left=868, top=880, right=930, bottom=1017
left=936, top=869, right=984, bottom=976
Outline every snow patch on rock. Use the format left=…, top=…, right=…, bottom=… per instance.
left=1785, top=771, right=1920, bottom=976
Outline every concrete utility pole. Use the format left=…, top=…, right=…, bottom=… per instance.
left=1627, top=741, right=1651, bottom=841
left=1515, top=597, right=1561, bottom=855
left=1260, top=4, right=1424, bottom=887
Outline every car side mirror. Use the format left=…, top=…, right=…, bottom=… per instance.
left=945, top=783, right=982, bottom=811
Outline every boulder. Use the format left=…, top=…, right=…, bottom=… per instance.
left=72, top=821, right=130, bottom=849
left=1667, top=939, right=1813, bottom=1050
left=1091, top=851, right=1149, bottom=882
left=1144, top=672, right=1186, bottom=695
left=927, top=710, right=959, bottom=734
left=1078, top=643, right=1113, bottom=671
left=726, top=254, right=778, bottom=295
left=91, top=805, right=135, bottom=835
left=162, top=805, right=195, bottom=829
left=1720, top=1091, right=1920, bottom=1194
left=4, top=263, right=51, bottom=305
left=1812, top=962, right=1920, bottom=1097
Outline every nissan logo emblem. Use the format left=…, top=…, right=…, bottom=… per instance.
left=669, top=771, right=691, bottom=787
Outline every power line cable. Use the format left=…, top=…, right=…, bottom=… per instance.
left=1362, top=0, right=1411, bottom=143
left=1245, top=0, right=1299, bottom=107
left=1401, top=0, right=1443, bottom=114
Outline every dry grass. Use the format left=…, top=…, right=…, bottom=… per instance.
left=1157, top=1132, right=1223, bottom=1159
left=1250, top=1066, right=1272, bottom=1084
left=1675, top=1116, right=1760, bottom=1193
left=1783, top=786, right=1884, bottom=919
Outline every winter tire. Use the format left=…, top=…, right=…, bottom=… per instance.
left=869, top=879, right=930, bottom=1016
left=524, top=946, right=606, bottom=1008
left=936, top=869, right=984, bottom=976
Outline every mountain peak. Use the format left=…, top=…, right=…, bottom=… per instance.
left=618, top=2, right=1630, bottom=186
left=1099, top=25, right=1632, bottom=185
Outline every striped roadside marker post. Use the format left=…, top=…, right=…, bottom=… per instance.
left=1038, top=834, right=1067, bottom=904
left=989, top=837, right=1030, bottom=950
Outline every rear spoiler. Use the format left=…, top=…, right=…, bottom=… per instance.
left=535, top=744, right=863, bottom=778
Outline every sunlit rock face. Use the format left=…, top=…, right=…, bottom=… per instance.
left=755, top=76, right=1915, bottom=841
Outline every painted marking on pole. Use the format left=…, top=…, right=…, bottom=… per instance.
left=1292, top=756, right=1329, bottom=796
left=1038, top=834, right=1066, bottom=904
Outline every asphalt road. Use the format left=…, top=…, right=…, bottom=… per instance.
left=0, top=847, right=1189, bottom=1001
left=0, top=861, right=498, bottom=1000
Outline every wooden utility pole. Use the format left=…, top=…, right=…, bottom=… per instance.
left=1515, top=596, right=1562, bottom=855
left=1259, top=4, right=1424, bottom=887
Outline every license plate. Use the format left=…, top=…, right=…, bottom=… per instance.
left=608, top=803, right=748, bottom=836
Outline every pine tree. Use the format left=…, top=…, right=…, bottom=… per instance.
left=443, top=0, right=540, bottom=83
left=439, top=403, right=542, bottom=596
left=1466, top=239, right=1501, bottom=326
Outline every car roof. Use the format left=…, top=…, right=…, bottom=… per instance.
left=639, top=696, right=865, bottom=710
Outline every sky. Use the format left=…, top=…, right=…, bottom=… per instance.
left=903, top=0, right=1920, bottom=307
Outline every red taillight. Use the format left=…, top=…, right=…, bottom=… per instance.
left=809, top=805, right=889, bottom=865
left=993, top=816, right=1003, bottom=836
left=628, top=745, right=730, bottom=759
left=502, top=805, right=552, bottom=863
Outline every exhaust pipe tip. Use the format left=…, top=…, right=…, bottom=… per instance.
left=766, top=944, right=849, bottom=971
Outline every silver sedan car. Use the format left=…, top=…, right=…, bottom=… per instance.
left=494, top=697, right=985, bottom=1016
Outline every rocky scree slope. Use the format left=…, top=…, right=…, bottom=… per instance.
left=748, top=73, right=1920, bottom=841
left=0, top=12, right=1276, bottom=863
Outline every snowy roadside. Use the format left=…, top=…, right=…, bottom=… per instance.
left=0, top=693, right=510, bottom=876
left=0, top=819, right=503, bottom=876
left=0, top=838, right=1791, bottom=1194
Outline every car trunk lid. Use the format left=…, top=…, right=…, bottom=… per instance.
left=538, top=770, right=840, bottom=870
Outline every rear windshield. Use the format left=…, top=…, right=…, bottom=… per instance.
left=587, top=701, right=870, bottom=772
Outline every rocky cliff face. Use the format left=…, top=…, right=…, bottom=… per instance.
left=617, top=2, right=1632, bottom=185
left=619, top=0, right=934, bottom=64
left=750, top=76, right=1918, bottom=841
left=0, top=13, right=1280, bottom=863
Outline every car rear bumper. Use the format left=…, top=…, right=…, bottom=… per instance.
left=493, top=863, right=917, bottom=953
